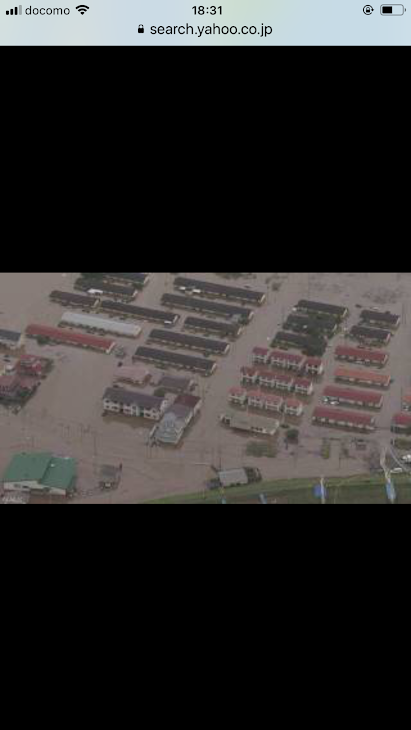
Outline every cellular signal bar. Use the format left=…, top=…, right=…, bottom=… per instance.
left=6, top=5, right=23, bottom=14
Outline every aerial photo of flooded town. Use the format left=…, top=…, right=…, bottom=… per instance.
left=1, top=272, right=411, bottom=504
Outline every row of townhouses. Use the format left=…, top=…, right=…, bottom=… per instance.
left=241, top=367, right=314, bottom=396
left=103, top=388, right=169, bottom=420
left=229, top=387, right=304, bottom=418
left=252, top=347, right=324, bottom=376
left=103, top=387, right=203, bottom=446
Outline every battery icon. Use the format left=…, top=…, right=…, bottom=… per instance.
left=380, top=4, right=405, bottom=13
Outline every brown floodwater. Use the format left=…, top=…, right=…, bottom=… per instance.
left=0, top=271, right=410, bottom=503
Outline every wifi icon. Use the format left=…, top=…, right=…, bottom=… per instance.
left=76, top=4, right=89, bottom=13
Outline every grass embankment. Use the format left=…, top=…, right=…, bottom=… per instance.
left=148, top=473, right=411, bottom=504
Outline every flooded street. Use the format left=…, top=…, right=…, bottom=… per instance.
left=1, top=271, right=410, bottom=502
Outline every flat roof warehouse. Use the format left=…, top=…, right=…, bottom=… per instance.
left=25, top=7, right=71, bottom=14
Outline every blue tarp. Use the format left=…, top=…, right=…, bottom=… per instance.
left=314, top=484, right=327, bottom=500
left=386, top=480, right=396, bottom=502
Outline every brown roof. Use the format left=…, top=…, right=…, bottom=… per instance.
left=247, top=390, right=283, bottom=405
left=392, top=413, right=411, bottom=427
left=114, top=365, right=151, bottom=383
left=255, top=368, right=277, bottom=379
left=26, top=324, right=115, bottom=352
left=335, top=367, right=390, bottom=385
left=313, top=407, right=375, bottom=426
left=294, top=377, right=313, bottom=388
left=284, top=397, right=303, bottom=408
left=324, top=386, right=383, bottom=405
left=0, top=374, right=21, bottom=388
left=263, top=393, right=284, bottom=405
left=253, top=347, right=269, bottom=357
left=335, top=346, right=388, bottom=364
left=175, top=394, right=202, bottom=409
left=304, top=357, right=323, bottom=366
left=270, top=350, right=304, bottom=364
left=229, top=387, right=246, bottom=396
left=241, top=366, right=258, bottom=376
left=271, top=373, right=295, bottom=383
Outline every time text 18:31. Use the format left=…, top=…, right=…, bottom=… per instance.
left=192, top=6, right=223, bottom=14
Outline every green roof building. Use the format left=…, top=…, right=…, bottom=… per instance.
left=2, top=452, right=77, bottom=496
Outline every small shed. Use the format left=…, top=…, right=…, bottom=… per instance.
left=218, top=469, right=249, bottom=488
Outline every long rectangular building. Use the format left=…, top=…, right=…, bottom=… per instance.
left=312, top=406, right=376, bottom=432
left=100, top=300, right=179, bottom=326
left=252, top=347, right=324, bottom=375
left=335, top=345, right=388, bottom=368
left=26, top=324, right=116, bottom=354
left=174, top=277, right=266, bottom=305
left=253, top=347, right=304, bottom=370
left=161, top=293, right=254, bottom=324
left=100, top=273, right=149, bottom=288
left=391, top=413, right=411, bottom=434
left=360, top=310, right=401, bottom=329
left=74, top=278, right=137, bottom=301
left=323, top=385, right=384, bottom=409
left=284, top=313, right=338, bottom=337
left=103, top=388, right=167, bottom=420
left=296, top=300, right=349, bottom=320
left=60, top=312, right=141, bottom=339
left=274, top=330, right=326, bottom=354
left=349, top=325, right=391, bottom=346
left=147, top=329, right=230, bottom=355
left=220, top=409, right=280, bottom=436
left=50, top=291, right=100, bottom=310
left=334, top=367, right=391, bottom=389
left=133, top=346, right=217, bottom=376
left=0, top=329, right=25, bottom=350
left=184, top=316, right=243, bottom=339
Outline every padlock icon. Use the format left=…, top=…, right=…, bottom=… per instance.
left=138, top=24, right=144, bottom=33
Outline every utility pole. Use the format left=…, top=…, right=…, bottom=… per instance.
left=217, top=443, right=223, bottom=472
left=93, top=430, right=98, bottom=477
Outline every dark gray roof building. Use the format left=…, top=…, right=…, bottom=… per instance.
left=0, top=329, right=24, bottom=349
